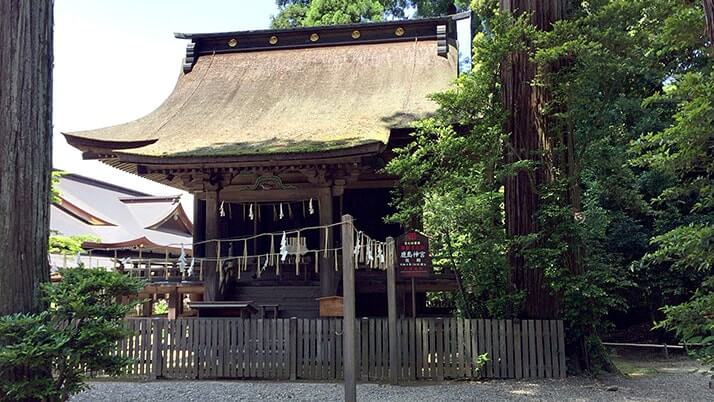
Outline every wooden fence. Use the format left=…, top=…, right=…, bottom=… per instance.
left=117, top=317, right=566, bottom=381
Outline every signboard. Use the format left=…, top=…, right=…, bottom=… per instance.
left=396, top=230, right=432, bottom=278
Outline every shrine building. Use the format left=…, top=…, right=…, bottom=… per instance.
left=63, top=15, right=465, bottom=318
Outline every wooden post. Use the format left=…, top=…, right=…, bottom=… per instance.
left=142, top=294, right=153, bottom=317
left=319, top=188, right=335, bottom=296
left=167, top=288, right=180, bottom=320
left=204, top=190, right=221, bottom=301
left=386, top=237, right=398, bottom=385
left=341, top=214, right=356, bottom=402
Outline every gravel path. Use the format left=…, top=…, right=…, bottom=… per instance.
left=72, top=371, right=713, bottom=402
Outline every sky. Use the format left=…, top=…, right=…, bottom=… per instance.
left=53, top=1, right=471, bottom=219
left=53, top=0, right=280, bottom=217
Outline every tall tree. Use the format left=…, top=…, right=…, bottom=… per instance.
left=500, top=0, right=572, bottom=319
left=705, top=0, right=714, bottom=50
left=0, top=1, right=53, bottom=315
left=271, top=0, right=466, bottom=28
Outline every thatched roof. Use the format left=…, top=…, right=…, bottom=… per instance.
left=64, top=39, right=457, bottom=158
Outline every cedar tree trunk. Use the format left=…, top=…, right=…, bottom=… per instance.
left=704, top=0, right=714, bottom=55
left=500, top=0, right=568, bottom=319
left=0, top=1, right=53, bottom=315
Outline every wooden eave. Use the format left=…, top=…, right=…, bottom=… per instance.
left=54, top=197, right=116, bottom=226
left=64, top=133, right=157, bottom=152
left=145, top=203, right=194, bottom=236
left=82, top=236, right=186, bottom=255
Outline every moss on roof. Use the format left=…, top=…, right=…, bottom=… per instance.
left=65, top=40, right=457, bottom=158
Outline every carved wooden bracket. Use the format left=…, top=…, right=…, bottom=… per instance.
left=239, top=174, right=296, bottom=191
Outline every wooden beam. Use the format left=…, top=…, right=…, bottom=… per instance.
left=319, top=188, right=335, bottom=296
left=386, top=237, right=398, bottom=385
left=341, top=214, right=356, bottom=402
left=204, top=190, right=221, bottom=301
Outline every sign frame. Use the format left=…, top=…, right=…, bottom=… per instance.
left=395, top=230, right=432, bottom=279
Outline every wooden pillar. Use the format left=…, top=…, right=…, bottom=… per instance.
left=141, top=293, right=152, bottom=317
left=319, top=188, right=335, bottom=296
left=167, top=288, right=181, bottom=320
left=204, top=190, right=221, bottom=301
left=386, top=237, right=398, bottom=385
left=341, top=214, right=356, bottom=402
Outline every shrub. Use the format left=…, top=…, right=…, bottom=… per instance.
left=0, top=267, right=143, bottom=401
left=655, top=277, right=714, bottom=373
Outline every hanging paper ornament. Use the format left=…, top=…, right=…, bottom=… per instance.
left=219, top=201, right=225, bottom=217
left=353, top=231, right=362, bottom=256
left=324, top=227, right=329, bottom=257
left=269, top=233, right=275, bottom=266
left=280, top=231, right=288, bottom=261
left=188, top=257, right=195, bottom=276
left=295, top=231, right=301, bottom=276
left=249, top=204, right=254, bottom=220
left=279, top=203, right=284, bottom=219
left=178, top=243, right=188, bottom=273
left=366, top=238, right=374, bottom=264
left=75, top=251, right=82, bottom=267
left=308, top=198, right=314, bottom=215
left=377, top=244, right=385, bottom=265
left=262, top=254, right=269, bottom=271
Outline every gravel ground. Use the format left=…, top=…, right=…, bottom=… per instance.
left=73, top=358, right=713, bottom=402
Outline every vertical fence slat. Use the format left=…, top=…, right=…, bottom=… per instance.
left=557, top=320, right=566, bottom=378
left=483, top=319, right=492, bottom=377
left=414, top=319, right=422, bottom=380
left=423, top=319, right=431, bottom=380
left=514, top=320, right=522, bottom=379
left=336, top=318, right=343, bottom=380
left=506, top=320, right=514, bottom=378
left=498, top=320, right=507, bottom=378
left=535, top=320, right=544, bottom=378
left=549, top=320, right=558, bottom=378
left=543, top=320, right=552, bottom=378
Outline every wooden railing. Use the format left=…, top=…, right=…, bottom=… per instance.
left=115, top=317, right=566, bottom=381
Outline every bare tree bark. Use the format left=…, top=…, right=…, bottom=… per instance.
left=0, top=1, right=53, bottom=315
left=704, top=0, right=714, bottom=55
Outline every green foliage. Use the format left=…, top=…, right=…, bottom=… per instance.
left=153, top=298, right=169, bottom=316
left=51, top=171, right=63, bottom=204
left=386, top=0, right=712, bottom=372
left=304, top=0, right=385, bottom=26
left=0, top=268, right=144, bottom=401
left=384, top=7, right=533, bottom=318
left=48, top=234, right=100, bottom=256
left=655, top=278, right=714, bottom=370
left=474, top=352, right=489, bottom=376
left=271, top=0, right=469, bottom=28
